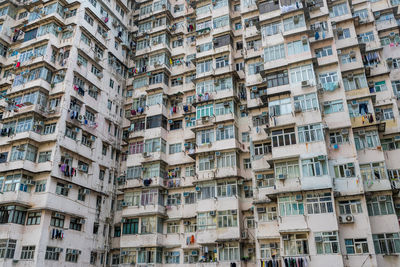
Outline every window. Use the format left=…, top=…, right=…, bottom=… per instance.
left=169, top=143, right=182, bottom=154
left=50, top=213, right=64, bottom=228
left=216, top=125, right=235, bottom=141
left=215, top=56, right=229, bottom=68
left=165, top=251, right=180, bottom=263
left=244, top=158, right=252, bottom=169
left=219, top=243, right=239, bottom=261
left=330, top=3, right=348, bottom=17
left=275, top=161, right=299, bottom=179
left=339, top=200, right=362, bottom=215
left=69, top=217, right=82, bottom=231
left=343, top=74, right=368, bottom=91
left=35, top=180, right=46, bottom=193
left=382, top=108, right=394, bottom=121
left=358, top=31, right=375, bottom=43
left=141, top=217, right=157, bottom=234
left=324, top=100, right=344, bottom=114
left=185, top=165, right=195, bottom=177
left=265, top=70, right=289, bottom=88
left=184, top=192, right=196, bottom=204
left=216, top=181, right=237, bottom=197
left=84, top=12, right=94, bottom=25
left=306, top=193, right=333, bottom=214
left=254, top=143, right=271, bottom=156
left=290, top=64, right=314, bottom=83
left=354, top=131, right=380, bottom=150
left=283, top=15, right=305, bottom=31
left=279, top=196, right=304, bottom=216
left=65, top=248, right=80, bottom=263
left=242, top=132, right=250, bottom=143
left=213, top=15, right=229, bottom=29
left=38, top=151, right=51, bottom=162
left=345, top=239, right=369, bottom=254
left=373, top=233, right=400, bottom=254
left=302, top=157, right=328, bottom=177
left=44, top=123, right=56, bottom=134
left=258, top=206, right=277, bottom=222
left=256, top=173, right=275, bottom=188
left=244, top=185, right=253, bottom=198
left=166, top=193, right=181, bottom=206
left=10, top=144, right=38, bottom=162
left=167, top=222, right=180, bottom=233
left=315, top=232, right=339, bottom=254
left=45, top=246, right=61, bottom=260
left=360, top=162, right=386, bottom=180
left=122, top=218, right=139, bottom=235
left=341, top=53, right=356, bottom=64
left=26, top=212, right=41, bottom=225
left=283, top=234, right=308, bottom=256
left=260, top=243, right=280, bottom=259
left=262, top=21, right=282, bottom=36
left=20, top=246, right=35, bottom=260
left=271, top=128, right=296, bottom=147
left=197, top=212, right=216, bottom=230
left=298, top=124, right=324, bottom=143
left=269, top=98, right=292, bottom=116
left=333, top=163, right=355, bottom=178
left=184, top=250, right=199, bottom=263
left=287, top=40, right=309, bottom=55
left=198, top=184, right=215, bottom=200
left=196, top=60, right=212, bottom=74
left=315, top=46, right=333, bottom=58
left=337, top=28, right=351, bottom=40
left=65, top=126, right=77, bottom=140
left=0, top=239, right=17, bottom=259
left=294, top=93, right=318, bottom=112
left=264, top=44, right=285, bottom=62
left=197, top=129, right=214, bottom=145
left=367, top=195, right=394, bottom=216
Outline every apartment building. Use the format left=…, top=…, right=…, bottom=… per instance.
left=0, top=0, right=131, bottom=266
left=1, top=0, right=400, bottom=267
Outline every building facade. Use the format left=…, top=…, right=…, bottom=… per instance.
left=1, top=0, right=400, bottom=266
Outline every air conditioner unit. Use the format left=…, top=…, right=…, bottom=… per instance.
left=257, top=207, right=266, bottom=213
left=96, top=73, right=103, bottom=79
left=251, top=86, right=258, bottom=93
left=215, top=151, right=221, bottom=157
left=183, top=220, right=191, bottom=225
left=90, top=135, right=96, bottom=141
left=301, top=80, right=310, bottom=87
left=317, top=155, right=326, bottom=161
left=210, top=210, right=216, bottom=216
left=282, top=234, right=290, bottom=240
left=142, top=152, right=150, bottom=158
left=191, top=250, right=198, bottom=255
left=183, top=192, right=190, bottom=197
left=208, top=155, right=214, bottom=160
left=17, top=145, right=26, bottom=151
left=168, top=119, right=173, bottom=124
left=67, top=184, right=73, bottom=189
left=121, top=251, right=127, bottom=256
left=202, top=116, right=210, bottom=121
left=121, top=202, right=128, bottom=207
left=217, top=124, right=224, bottom=129
left=295, top=194, right=303, bottom=201
left=378, top=196, right=387, bottom=202
left=358, top=129, right=366, bottom=135
left=277, top=174, right=287, bottom=180
left=84, top=189, right=91, bottom=194
left=185, top=117, right=190, bottom=121
left=223, top=102, right=230, bottom=107
left=394, top=135, right=400, bottom=141
left=195, top=186, right=201, bottom=192
left=301, top=36, right=308, bottom=45
left=54, top=212, right=63, bottom=218
left=121, top=218, right=127, bottom=223
left=339, top=214, right=354, bottom=223
left=231, top=209, right=237, bottom=215
left=270, top=243, right=277, bottom=249
left=341, top=129, right=349, bottom=135
left=345, top=169, right=353, bottom=177
left=27, top=180, right=36, bottom=185
left=349, top=51, right=356, bottom=58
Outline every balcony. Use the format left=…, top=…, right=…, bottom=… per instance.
left=120, top=233, right=163, bottom=248
left=122, top=204, right=166, bottom=218
left=196, top=227, right=240, bottom=244
left=272, top=141, right=327, bottom=160
left=0, top=190, right=31, bottom=206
